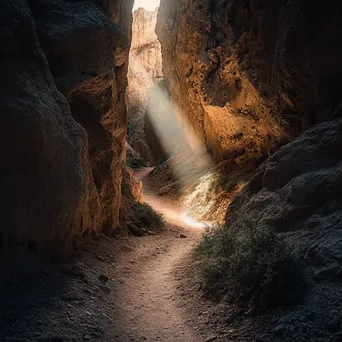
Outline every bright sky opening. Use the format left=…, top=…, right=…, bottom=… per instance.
left=133, top=0, right=160, bottom=11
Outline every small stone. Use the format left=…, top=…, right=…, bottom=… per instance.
left=274, top=324, right=287, bottom=336
left=68, top=265, right=85, bottom=278
left=82, top=287, right=92, bottom=295
left=247, top=305, right=258, bottom=317
left=100, top=285, right=111, bottom=294
left=99, top=274, right=109, bottom=282
left=96, top=255, right=106, bottom=262
left=205, top=336, right=217, bottom=342
left=60, top=292, right=84, bottom=302
left=307, top=311, right=316, bottom=322
left=179, top=234, right=187, bottom=238
left=327, top=317, right=341, bottom=332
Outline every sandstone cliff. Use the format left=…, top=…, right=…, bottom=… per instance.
left=128, top=7, right=163, bottom=104
left=157, top=0, right=342, bottom=163
left=126, top=7, right=163, bottom=164
left=157, top=1, right=342, bottom=338
left=0, top=0, right=133, bottom=259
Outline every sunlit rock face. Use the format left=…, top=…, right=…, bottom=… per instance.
left=128, top=7, right=163, bottom=104
left=157, top=0, right=342, bottom=164
left=0, top=0, right=133, bottom=259
left=126, top=7, right=163, bottom=164
left=157, top=0, right=342, bottom=329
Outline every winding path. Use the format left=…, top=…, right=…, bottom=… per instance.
left=0, top=168, right=206, bottom=342
left=111, top=168, right=204, bottom=341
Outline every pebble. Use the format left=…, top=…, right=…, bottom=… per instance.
left=327, top=317, right=341, bottom=332
left=274, top=324, right=287, bottom=337
left=100, top=285, right=111, bottom=294
left=205, top=336, right=217, bottom=342
left=99, top=274, right=109, bottom=282
left=96, top=255, right=106, bottom=262
left=60, top=292, right=83, bottom=302
left=69, top=266, right=85, bottom=278
left=179, top=234, right=187, bottom=238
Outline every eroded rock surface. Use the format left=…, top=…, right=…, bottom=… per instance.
left=226, top=113, right=342, bottom=281
left=128, top=7, right=162, bottom=104
left=222, top=113, right=342, bottom=341
left=126, top=7, right=163, bottom=165
left=0, top=0, right=133, bottom=259
left=0, top=0, right=87, bottom=258
left=157, top=0, right=342, bottom=162
left=31, top=0, right=133, bottom=233
left=157, top=1, right=342, bottom=339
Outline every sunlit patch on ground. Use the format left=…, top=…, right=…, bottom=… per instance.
left=180, top=213, right=206, bottom=229
left=129, top=55, right=251, bottom=226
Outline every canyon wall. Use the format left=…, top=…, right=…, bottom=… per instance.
left=128, top=7, right=163, bottom=104
left=157, top=0, right=342, bottom=164
left=157, top=0, right=342, bottom=332
left=126, top=7, right=164, bottom=164
left=0, top=0, right=133, bottom=259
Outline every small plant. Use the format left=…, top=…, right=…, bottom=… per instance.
left=157, top=154, right=169, bottom=165
left=195, top=221, right=305, bottom=309
left=212, top=172, right=237, bottom=192
left=133, top=202, right=165, bottom=228
left=126, top=156, right=147, bottom=169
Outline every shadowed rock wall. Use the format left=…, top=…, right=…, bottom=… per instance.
left=0, top=0, right=133, bottom=259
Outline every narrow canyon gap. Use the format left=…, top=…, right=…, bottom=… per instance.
left=1, top=1, right=342, bottom=342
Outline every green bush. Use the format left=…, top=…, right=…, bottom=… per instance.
left=133, top=202, right=165, bottom=228
left=126, top=156, right=147, bottom=169
left=212, top=172, right=237, bottom=192
left=196, top=221, right=305, bottom=309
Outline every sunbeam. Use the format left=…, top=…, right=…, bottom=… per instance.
left=128, top=52, right=215, bottom=227
left=129, top=53, right=212, bottom=183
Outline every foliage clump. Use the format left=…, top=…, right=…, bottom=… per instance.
left=126, top=156, right=147, bottom=169
left=196, top=221, right=306, bottom=309
left=133, top=202, right=165, bottom=229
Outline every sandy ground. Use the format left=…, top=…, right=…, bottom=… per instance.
left=0, top=167, right=209, bottom=342
left=2, top=168, right=337, bottom=342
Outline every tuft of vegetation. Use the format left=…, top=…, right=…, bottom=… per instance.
left=126, top=156, right=147, bottom=169
left=195, top=221, right=306, bottom=310
left=212, top=171, right=238, bottom=192
left=126, top=101, right=145, bottom=149
left=133, top=202, right=165, bottom=228
left=157, top=154, right=169, bottom=165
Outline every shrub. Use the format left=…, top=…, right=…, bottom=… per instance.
left=157, top=154, right=169, bottom=165
left=126, top=156, right=147, bottom=169
left=195, top=221, right=305, bottom=309
left=133, top=202, right=165, bottom=228
left=212, top=171, right=237, bottom=192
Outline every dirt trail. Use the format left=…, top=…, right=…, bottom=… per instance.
left=0, top=167, right=206, bottom=342
left=111, top=167, right=204, bottom=341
